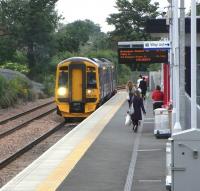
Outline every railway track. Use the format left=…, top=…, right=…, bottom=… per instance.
left=0, top=122, right=78, bottom=170
left=0, top=101, right=56, bottom=139
left=0, top=100, right=54, bottom=125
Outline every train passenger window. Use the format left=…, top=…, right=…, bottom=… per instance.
left=87, top=72, right=96, bottom=88
left=59, top=71, right=68, bottom=87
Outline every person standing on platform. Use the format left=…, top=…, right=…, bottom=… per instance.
left=137, top=74, right=143, bottom=88
left=126, top=81, right=135, bottom=108
left=139, top=77, right=147, bottom=100
left=130, top=90, right=146, bottom=132
left=151, top=85, right=164, bottom=110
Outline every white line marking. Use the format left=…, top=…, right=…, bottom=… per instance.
left=138, top=180, right=162, bottom=183
left=123, top=121, right=143, bottom=191
left=144, top=118, right=154, bottom=121
left=137, top=149, right=163, bottom=152
left=143, top=121, right=154, bottom=124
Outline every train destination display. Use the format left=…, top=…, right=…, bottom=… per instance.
left=118, top=48, right=168, bottom=64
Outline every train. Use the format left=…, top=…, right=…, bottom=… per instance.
left=55, top=57, right=117, bottom=121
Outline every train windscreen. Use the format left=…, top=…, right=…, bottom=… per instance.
left=87, top=72, right=96, bottom=89
left=59, top=71, right=68, bottom=87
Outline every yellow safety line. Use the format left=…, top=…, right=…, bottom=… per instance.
left=36, top=96, right=125, bottom=191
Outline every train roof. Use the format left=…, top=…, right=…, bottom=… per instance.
left=58, top=57, right=114, bottom=68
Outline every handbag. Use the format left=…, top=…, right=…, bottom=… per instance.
left=125, top=113, right=132, bottom=126
left=128, top=103, right=134, bottom=115
left=126, top=95, right=130, bottom=100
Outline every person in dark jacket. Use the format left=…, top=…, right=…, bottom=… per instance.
left=130, top=90, right=146, bottom=132
left=139, top=77, right=147, bottom=100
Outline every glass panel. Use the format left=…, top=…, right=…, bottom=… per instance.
left=197, top=48, right=200, bottom=105
left=87, top=72, right=96, bottom=89
left=59, top=71, right=68, bottom=87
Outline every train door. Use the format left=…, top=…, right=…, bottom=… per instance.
left=72, top=69, right=82, bottom=101
left=69, top=64, right=86, bottom=113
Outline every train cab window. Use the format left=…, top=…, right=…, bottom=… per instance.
left=87, top=72, right=96, bottom=89
left=59, top=71, right=68, bottom=87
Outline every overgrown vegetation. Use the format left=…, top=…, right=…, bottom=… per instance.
left=43, top=75, right=55, bottom=97
left=0, top=62, right=29, bottom=74
left=0, top=75, right=35, bottom=108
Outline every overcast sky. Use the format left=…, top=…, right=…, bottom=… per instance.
left=56, top=0, right=191, bottom=33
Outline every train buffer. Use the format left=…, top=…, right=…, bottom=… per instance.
left=1, top=91, right=168, bottom=191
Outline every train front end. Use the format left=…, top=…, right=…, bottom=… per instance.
left=55, top=57, right=100, bottom=120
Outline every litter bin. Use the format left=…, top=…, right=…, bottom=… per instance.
left=154, top=108, right=171, bottom=138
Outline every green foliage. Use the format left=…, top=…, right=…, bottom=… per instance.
left=0, top=75, right=8, bottom=98
left=9, top=77, right=31, bottom=98
left=80, top=33, right=113, bottom=54
left=0, top=0, right=60, bottom=78
left=86, top=50, right=117, bottom=61
left=0, top=75, right=35, bottom=108
left=49, top=51, right=74, bottom=72
left=147, top=63, right=161, bottom=71
left=117, top=64, right=132, bottom=85
left=55, top=20, right=101, bottom=53
left=0, top=62, right=29, bottom=74
left=0, top=36, right=17, bottom=62
left=107, top=0, right=160, bottom=44
left=0, top=75, right=18, bottom=108
left=13, top=50, right=28, bottom=64
left=43, top=75, right=55, bottom=96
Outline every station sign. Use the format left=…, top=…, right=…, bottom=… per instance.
left=118, top=48, right=168, bottom=64
left=144, top=41, right=170, bottom=49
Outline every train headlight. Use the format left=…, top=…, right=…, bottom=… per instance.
left=57, top=87, right=67, bottom=96
left=87, top=89, right=92, bottom=94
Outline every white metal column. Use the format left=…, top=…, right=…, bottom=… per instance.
left=191, top=0, right=197, bottom=129
left=173, top=0, right=182, bottom=131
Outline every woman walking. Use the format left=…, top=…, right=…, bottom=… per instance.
left=126, top=81, right=135, bottom=108
left=130, top=90, right=146, bottom=132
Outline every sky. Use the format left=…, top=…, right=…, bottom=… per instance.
left=56, top=0, right=191, bottom=33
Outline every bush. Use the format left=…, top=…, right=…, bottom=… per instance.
left=0, top=75, right=35, bottom=108
left=13, top=50, right=28, bottom=65
left=9, top=77, right=31, bottom=99
left=43, top=75, right=55, bottom=97
left=0, top=75, right=18, bottom=108
left=0, top=62, right=29, bottom=74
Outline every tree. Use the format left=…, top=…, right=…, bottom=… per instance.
left=22, top=0, right=60, bottom=77
left=55, top=20, right=101, bottom=53
left=106, top=0, right=159, bottom=43
left=0, top=0, right=60, bottom=78
left=0, top=0, right=27, bottom=62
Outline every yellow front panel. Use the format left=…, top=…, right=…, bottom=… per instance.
left=72, top=69, right=82, bottom=101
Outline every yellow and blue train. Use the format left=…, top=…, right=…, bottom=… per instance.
left=55, top=57, right=117, bottom=120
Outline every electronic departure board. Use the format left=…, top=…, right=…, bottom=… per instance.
left=118, top=48, right=168, bottom=64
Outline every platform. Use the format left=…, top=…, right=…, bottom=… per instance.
left=0, top=91, right=167, bottom=191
